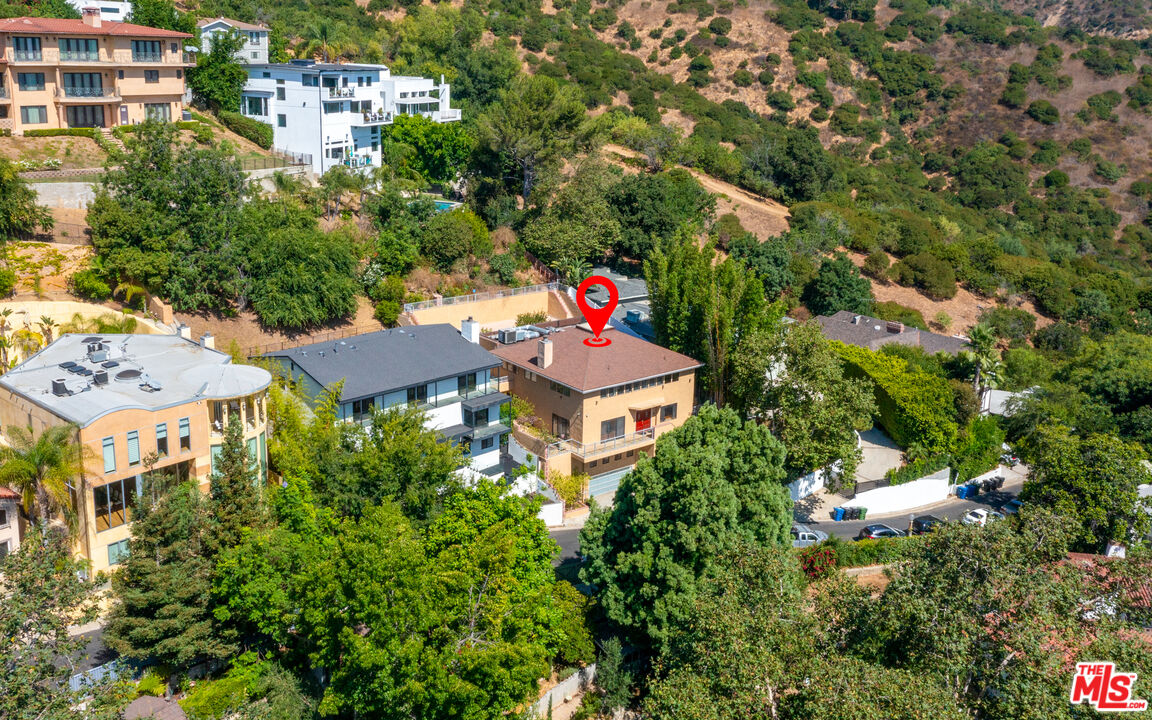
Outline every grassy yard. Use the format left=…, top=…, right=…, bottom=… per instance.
left=0, top=136, right=108, bottom=170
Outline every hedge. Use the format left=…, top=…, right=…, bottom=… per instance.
left=218, top=110, right=273, bottom=149
left=885, top=454, right=949, bottom=485
left=836, top=342, right=958, bottom=456
left=112, top=121, right=202, bottom=139
left=793, top=535, right=921, bottom=572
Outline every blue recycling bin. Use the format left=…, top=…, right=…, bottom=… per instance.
left=834, top=506, right=846, bottom=521
left=956, top=484, right=969, bottom=500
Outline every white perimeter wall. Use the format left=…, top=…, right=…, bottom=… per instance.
left=843, top=468, right=951, bottom=514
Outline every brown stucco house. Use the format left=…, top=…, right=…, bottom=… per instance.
left=0, top=11, right=193, bottom=134
left=487, top=324, right=701, bottom=500
left=0, top=334, right=270, bottom=574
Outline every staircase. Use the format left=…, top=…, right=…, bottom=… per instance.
left=549, top=287, right=582, bottom=320
left=99, top=128, right=126, bottom=155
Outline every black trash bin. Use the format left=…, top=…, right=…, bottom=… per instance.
left=850, top=507, right=861, bottom=520
left=995, top=476, right=1005, bottom=489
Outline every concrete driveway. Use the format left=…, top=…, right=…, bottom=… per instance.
left=856, top=427, right=903, bottom=483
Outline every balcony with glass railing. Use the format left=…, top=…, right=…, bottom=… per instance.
left=353, top=110, right=393, bottom=126
left=550, top=428, right=655, bottom=460
left=327, top=87, right=355, bottom=98
left=132, top=51, right=163, bottom=63
left=0, top=87, right=8, bottom=101
left=13, top=50, right=42, bottom=62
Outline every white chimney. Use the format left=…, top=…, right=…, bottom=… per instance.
left=537, top=337, right=553, bottom=369
left=460, top=316, right=479, bottom=344
left=81, top=7, right=101, bottom=27
left=199, top=333, right=215, bottom=350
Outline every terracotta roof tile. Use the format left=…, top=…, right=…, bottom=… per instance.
left=0, top=17, right=192, bottom=38
left=0, top=486, right=18, bottom=500
left=488, top=326, right=701, bottom=393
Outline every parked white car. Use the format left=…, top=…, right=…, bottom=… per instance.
left=791, top=523, right=829, bottom=548
left=961, top=509, right=1005, bottom=526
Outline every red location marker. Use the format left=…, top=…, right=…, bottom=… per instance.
left=575, top=275, right=619, bottom=347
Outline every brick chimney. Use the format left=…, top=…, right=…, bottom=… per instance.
left=81, top=7, right=101, bottom=28
left=537, top=337, right=552, bottom=369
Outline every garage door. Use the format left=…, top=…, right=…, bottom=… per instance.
left=588, top=467, right=632, bottom=502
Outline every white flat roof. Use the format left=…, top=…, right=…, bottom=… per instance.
left=0, top=334, right=271, bottom=428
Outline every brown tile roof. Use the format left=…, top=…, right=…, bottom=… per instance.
left=0, top=17, right=192, bottom=38
left=196, top=17, right=268, bottom=31
left=0, top=486, right=18, bottom=501
left=488, top=326, right=701, bottom=393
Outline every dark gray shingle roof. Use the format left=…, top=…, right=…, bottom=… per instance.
left=264, top=324, right=499, bottom=401
left=815, top=311, right=970, bottom=356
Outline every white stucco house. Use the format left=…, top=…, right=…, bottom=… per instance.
left=197, top=17, right=269, bottom=64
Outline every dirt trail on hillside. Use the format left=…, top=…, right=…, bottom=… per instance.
left=602, top=143, right=792, bottom=238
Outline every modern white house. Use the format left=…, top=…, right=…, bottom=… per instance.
left=238, top=59, right=461, bottom=175
left=196, top=17, right=269, bottom=64
left=263, top=323, right=511, bottom=480
left=66, top=0, right=132, bottom=22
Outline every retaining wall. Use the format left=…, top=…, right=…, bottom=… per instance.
left=842, top=468, right=951, bottom=514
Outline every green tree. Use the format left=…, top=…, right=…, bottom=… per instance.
left=759, top=322, right=876, bottom=483
left=520, top=160, right=624, bottom=265
left=606, top=169, right=716, bottom=258
left=127, top=0, right=194, bottom=33
left=0, top=158, right=53, bottom=241
left=88, top=122, right=246, bottom=312
left=728, top=230, right=795, bottom=299
left=580, top=405, right=792, bottom=652
left=301, top=20, right=349, bottom=63
left=838, top=511, right=1152, bottom=718
left=301, top=486, right=565, bottom=719
left=645, top=544, right=967, bottom=720
left=802, top=254, right=873, bottom=316
left=106, top=479, right=234, bottom=668
left=0, top=424, right=83, bottom=531
left=419, top=207, right=491, bottom=271
left=1020, top=425, right=1152, bottom=551
left=0, top=528, right=130, bottom=720
left=646, top=237, right=772, bottom=406
left=188, top=28, right=247, bottom=113
left=476, top=75, right=588, bottom=202
left=208, top=418, right=265, bottom=553
left=384, top=114, right=474, bottom=183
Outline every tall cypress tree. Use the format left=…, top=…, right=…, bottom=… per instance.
left=106, top=480, right=234, bottom=667
left=208, top=419, right=265, bottom=553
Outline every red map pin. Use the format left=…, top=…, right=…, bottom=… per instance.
left=575, top=275, right=619, bottom=347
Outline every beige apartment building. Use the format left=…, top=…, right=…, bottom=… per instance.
left=0, top=334, right=270, bottom=574
left=0, top=11, right=192, bottom=134
left=487, top=324, right=700, bottom=500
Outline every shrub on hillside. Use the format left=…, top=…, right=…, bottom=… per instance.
left=218, top=110, right=273, bottom=149
left=68, top=269, right=112, bottom=301
left=873, top=301, right=927, bottom=330
left=1026, top=100, right=1059, bottom=125
left=0, top=268, right=15, bottom=297
left=862, top=250, right=890, bottom=280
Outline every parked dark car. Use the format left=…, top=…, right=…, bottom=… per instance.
left=854, top=524, right=905, bottom=541
left=911, top=515, right=946, bottom=535
left=1002, top=498, right=1023, bottom=515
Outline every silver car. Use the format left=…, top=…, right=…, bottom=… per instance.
left=791, top=523, right=829, bottom=548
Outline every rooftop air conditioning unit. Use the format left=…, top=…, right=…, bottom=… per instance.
left=51, top=378, right=68, bottom=396
left=93, top=370, right=108, bottom=386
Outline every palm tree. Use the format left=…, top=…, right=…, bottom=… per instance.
left=0, top=337, right=9, bottom=372
left=11, top=327, right=42, bottom=363
left=0, top=307, right=12, bottom=338
left=302, top=21, right=347, bottom=63
left=555, top=257, right=592, bottom=286
left=965, top=324, right=1002, bottom=397
left=37, top=316, right=56, bottom=345
left=0, top=424, right=84, bottom=533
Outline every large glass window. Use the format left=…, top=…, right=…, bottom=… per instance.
left=93, top=475, right=136, bottom=532
left=65, top=105, right=104, bottom=128
left=463, top=407, right=489, bottom=428
left=17, top=73, right=44, bottom=91
left=351, top=397, right=375, bottom=424
left=62, top=72, right=102, bottom=96
left=600, top=417, right=625, bottom=442
left=406, top=384, right=427, bottom=406
left=242, top=95, right=266, bottom=116
left=144, top=70, right=159, bottom=83
left=19, top=106, right=48, bottom=124
left=127, top=430, right=140, bottom=466
left=552, top=414, right=570, bottom=439
left=457, top=373, right=477, bottom=396
left=179, top=417, right=191, bottom=451
left=156, top=423, right=168, bottom=457
left=131, top=40, right=162, bottom=62
left=102, top=436, right=115, bottom=473
left=245, top=397, right=256, bottom=429
left=58, top=37, right=98, bottom=61
left=13, top=37, right=41, bottom=61
left=660, top=404, right=678, bottom=421
left=145, top=103, right=171, bottom=121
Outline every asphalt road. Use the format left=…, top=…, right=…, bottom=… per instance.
left=548, top=470, right=1028, bottom=559
left=810, top=485, right=1022, bottom=540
